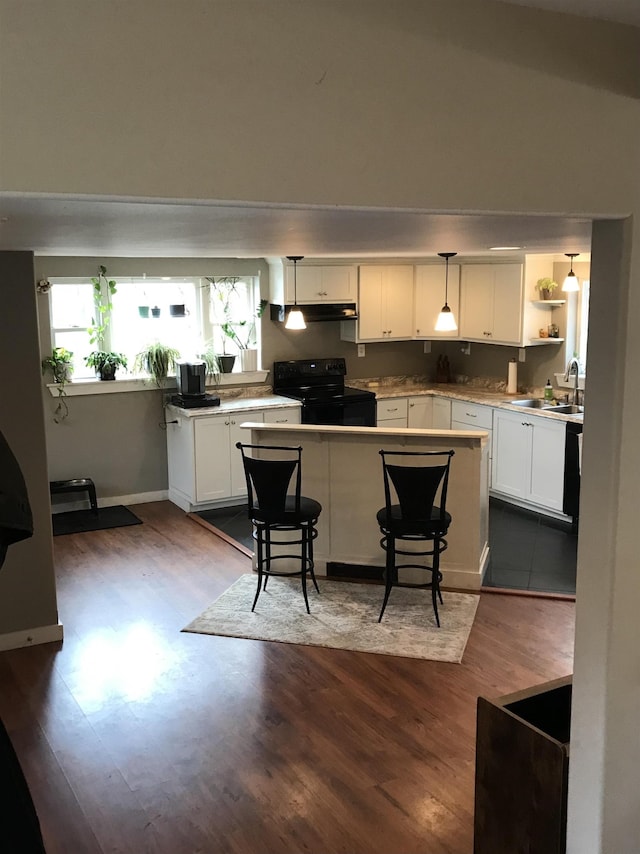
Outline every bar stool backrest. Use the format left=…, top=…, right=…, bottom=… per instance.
left=380, top=449, right=454, bottom=529
left=236, top=443, right=303, bottom=520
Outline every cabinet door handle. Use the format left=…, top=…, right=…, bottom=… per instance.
left=522, top=421, right=533, bottom=427
left=225, top=420, right=230, bottom=426
left=410, top=403, right=414, bottom=407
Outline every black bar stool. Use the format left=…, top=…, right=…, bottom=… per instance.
left=376, top=449, right=454, bottom=627
left=236, top=442, right=322, bottom=613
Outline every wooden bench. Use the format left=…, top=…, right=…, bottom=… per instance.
left=49, top=478, right=98, bottom=514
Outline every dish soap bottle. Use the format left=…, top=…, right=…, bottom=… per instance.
left=544, top=379, right=554, bottom=402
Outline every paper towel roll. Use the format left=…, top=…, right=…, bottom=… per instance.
left=507, top=360, right=518, bottom=394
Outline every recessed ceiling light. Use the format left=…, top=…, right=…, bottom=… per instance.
left=489, top=246, right=522, bottom=251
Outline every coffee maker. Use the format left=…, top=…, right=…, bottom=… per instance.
left=171, top=361, right=220, bottom=408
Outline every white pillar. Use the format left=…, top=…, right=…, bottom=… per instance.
left=567, top=217, right=640, bottom=852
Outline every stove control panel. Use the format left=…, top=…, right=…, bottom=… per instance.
left=274, top=358, right=347, bottom=381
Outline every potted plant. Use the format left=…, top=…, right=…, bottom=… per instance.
left=198, top=340, right=221, bottom=386
left=134, top=342, right=180, bottom=387
left=220, top=298, right=268, bottom=373
left=535, top=277, right=559, bottom=300
left=85, top=350, right=128, bottom=381
left=41, top=346, right=74, bottom=422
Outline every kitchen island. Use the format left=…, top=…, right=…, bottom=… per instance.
left=241, top=421, right=490, bottom=591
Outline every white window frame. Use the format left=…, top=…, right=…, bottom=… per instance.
left=43, top=274, right=267, bottom=397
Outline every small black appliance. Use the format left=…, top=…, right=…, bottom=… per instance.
left=172, top=360, right=220, bottom=409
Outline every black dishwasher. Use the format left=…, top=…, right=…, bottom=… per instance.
left=563, top=422, right=582, bottom=531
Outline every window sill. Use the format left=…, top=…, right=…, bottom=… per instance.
left=46, top=370, right=270, bottom=397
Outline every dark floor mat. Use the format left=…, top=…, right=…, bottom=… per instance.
left=52, top=505, right=142, bottom=536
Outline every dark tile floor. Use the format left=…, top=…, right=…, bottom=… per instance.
left=196, top=505, right=254, bottom=551
left=197, top=497, right=578, bottom=596
left=483, top=498, right=577, bottom=595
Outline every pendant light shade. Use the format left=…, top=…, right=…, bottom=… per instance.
left=435, top=252, right=458, bottom=332
left=284, top=256, right=306, bottom=330
left=562, top=253, right=580, bottom=292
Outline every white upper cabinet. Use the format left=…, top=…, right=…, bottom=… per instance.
left=414, top=264, right=461, bottom=339
left=283, top=263, right=357, bottom=303
left=355, top=265, right=415, bottom=342
left=460, top=264, right=523, bottom=345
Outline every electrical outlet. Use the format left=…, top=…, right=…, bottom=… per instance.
left=357, top=344, right=366, bottom=357
left=423, top=341, right=431, bottom=354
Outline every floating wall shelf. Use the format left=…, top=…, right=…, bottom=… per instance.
left=531, top=300, right=566, bottom=307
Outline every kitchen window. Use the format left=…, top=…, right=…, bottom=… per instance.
left=47, top=275, right=260, bottom=382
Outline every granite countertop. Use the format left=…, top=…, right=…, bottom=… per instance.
left=167, top=393, right=300, bottom=418
left=349, top=377, right=583, bottom=423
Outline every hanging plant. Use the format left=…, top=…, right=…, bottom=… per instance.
left=87, top=265, right=117, bottom=348
left=41, top=347, right=74, bottom=422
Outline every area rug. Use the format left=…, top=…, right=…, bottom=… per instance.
left=52, top=505, right=143, bottom=536
left=183, top=574, right=480, bottom=663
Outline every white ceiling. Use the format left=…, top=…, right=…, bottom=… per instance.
left=497, top=0, right=640, bottom=27
left=0, top=194, right=595, bottom=260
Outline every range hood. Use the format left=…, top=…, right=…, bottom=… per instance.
left=270, top=303, right=358, bottom=323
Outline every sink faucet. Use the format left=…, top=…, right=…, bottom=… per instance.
left=564, top=358, right=581, bottom=406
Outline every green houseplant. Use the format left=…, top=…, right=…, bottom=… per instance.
left=134, top=342, right=180, bottom=387
left=85, top=264, right=128, bottom=380
left=85, top=350, right=128, bottom=381
left=41, top=346, right=74, bottom=422
left=535, top=277, right=559, bottom=300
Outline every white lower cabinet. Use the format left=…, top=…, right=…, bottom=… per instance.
left=492, top=409, right=566, bottom=512
left=167, top=406, right=300, bottom=509
left=194, top=414, right=257, bottom=503
left=407, top=396, right=433, bottom=428
left=432, top=396, right=452, bottom=429
left=377, top=397, right=408, bottom=427
left=451, top=400, right=493, bottom=487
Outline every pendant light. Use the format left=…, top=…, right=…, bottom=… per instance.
left=435, top=252, right=458, bottom=332
left=284, top=256, right=306, bottom=329
left=562, top=253, right=580, bottom=292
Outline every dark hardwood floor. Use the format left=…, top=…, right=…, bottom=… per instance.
left=0, top=501, right=575, bottom=854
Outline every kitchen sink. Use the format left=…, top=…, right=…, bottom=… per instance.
left=510, top=399, right=584, bottom=417
left=548, top=404, right=584, bottom=415
left=509, top=399, right=551, bottom=408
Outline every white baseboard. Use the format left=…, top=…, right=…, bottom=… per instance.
left=0, top=622, right=64, bottom=651
left=51, top=490, right=169, bottom=513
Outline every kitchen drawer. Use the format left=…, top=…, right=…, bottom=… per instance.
left=377, top=398, right=408, bottom=421
left=451, top=400, right=493, bottom=429
left=263, top=408, right=301, bottom=425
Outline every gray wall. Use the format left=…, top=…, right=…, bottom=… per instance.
left=0, top=253, right=58, bottom=634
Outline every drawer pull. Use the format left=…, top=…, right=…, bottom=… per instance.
left=465, top=412, right=477, bottom=418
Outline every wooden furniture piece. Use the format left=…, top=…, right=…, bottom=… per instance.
left=236, top=442, right=322, bottom=614
left=49, top=477, right=98, bottom=514
left=376, top=449, right=454, bottom=626
left=474, top=675, right=572, bottom=854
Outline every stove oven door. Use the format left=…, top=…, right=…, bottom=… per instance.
left=302, top=397, right=376, bottom=427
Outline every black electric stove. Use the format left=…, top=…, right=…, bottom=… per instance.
left=273, top=358, right=376, bottom=426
